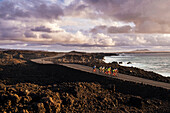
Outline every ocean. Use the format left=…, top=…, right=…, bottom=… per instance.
left=104, top=53, right=170, bottom=77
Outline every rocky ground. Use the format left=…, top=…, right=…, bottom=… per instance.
left=0, top=82, right=169, bottom=113
left=0, top=50, right=169, bottom=112
left=0, top=50, right=58, bottom=61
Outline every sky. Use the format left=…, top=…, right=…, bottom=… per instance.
left=0, top=0, right=170, bottom=52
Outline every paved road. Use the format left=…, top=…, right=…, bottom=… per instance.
left=31, top=54, right=65, bottom=64
left=61, top=64, right=170, bottom=89
left=31, top=54, right=170, bottom=90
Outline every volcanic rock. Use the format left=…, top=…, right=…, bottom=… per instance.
left=9, top=93, right=21, bottom=103
left=37, top=103, right=46, bottom=113
left=119, top=62, right=123, bottom=64
left=128, top=96, right=144, bottom=108
left=127, top=62, right=132, bottom=64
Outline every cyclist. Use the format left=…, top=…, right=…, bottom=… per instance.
left=102, top=67, right=105, bottom=73
left=99, top=66, right=102, bottom=72
left=115, top=68, right=118, bottom=76
left=93, top=65, right=96, bottom=72
left=112, top=69, right=116, bottom=76
left=108, top=67, right=112, bottom=75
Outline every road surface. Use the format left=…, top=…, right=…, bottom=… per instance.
left=31, top=54, right=170, bottom=90
left=31, top=54, right=65, bottom=64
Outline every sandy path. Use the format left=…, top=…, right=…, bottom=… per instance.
left=31, top=54, right=170, bottom=90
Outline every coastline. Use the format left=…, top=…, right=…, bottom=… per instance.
left=0, top=50, right=169, bottom=112
left=104, top=53, right=170, bottom=77
left=51, top=51, right=170, bottom=83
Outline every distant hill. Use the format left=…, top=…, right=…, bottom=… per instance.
left=69, top=51, right=86, bottom=54
left=122, top=49, right=170, bottom=53
left=133, top=49, right=150, bottom=52
left=0, top=48, right=7, bottom=51
left=130, top=49, right=150, bottom=53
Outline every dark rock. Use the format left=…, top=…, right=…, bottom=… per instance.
left=37, top=103, right=46, bottom=113
left=18, top=89, right=26, bottom=96
left=118, top=97, right=124, bottom=103
left=145, top=99, right=152, bottom=105
left=25, top=90, right=30, bottom=96
left=0, top=94, right=8, bottom=103
left=6, top=100, right=12, bottom=106
left=20, top=96, right=32, bottom=104
left=19, top=54, right=24, bottom=59
left=152, top=99, right=162, bottom=105
left=0, top=50, right=169, bottom=112
left=0, top=68, right=3, bottom=71
left=128, top=96, right=144, bottom=108
left=42, top=97, right=61, bottom=112
left=113, top=99, right=118, bottom=106
left=120, top=107, right=129, bottom=113
left=127, top=62, right=132, bottom=64
left=7, top=87, right=17, bottom=93
left=9, top=93, right=21, bottom=103
left=0, top=83, right=6, bottom=91
left=119, top=62, right=123, bottom=64
left=22, top=109, right=29, bottom=113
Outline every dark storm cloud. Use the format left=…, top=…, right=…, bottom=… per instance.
left=31, top=26, right=62, bottom=33
left=31, top=26, right=52, bottom=33
left=41, top=34, right=51, bottom=39
left=24, top=31, right=37, bottom=38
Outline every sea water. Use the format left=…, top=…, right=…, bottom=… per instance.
left=104, top=53, right=170, bottom=77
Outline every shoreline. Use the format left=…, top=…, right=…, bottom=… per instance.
left=106, top=60, right=170, bottom=77
left=51, top=52, right=170, bottom=83
left=0, top=50, right=169, bottom=112
left=0, top=49, right=169, bottom=82
left=104, top=53, right=170, bottom=77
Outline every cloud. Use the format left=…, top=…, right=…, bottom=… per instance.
left=0, top=1, right=30, bottom=19
left=64, top=0, right=96, bottom=18
left=83, top=0, right=170, bottom=33
left=31, top=26, right=52, bottom=33
left=33, top=3, right=63, bottom=19
left=1, top=31, right=21, bottom=38
left=31, top=25, right=62, bottom=33
left=90, top=25, right=107, bottom=34
left=41, top=34, right=51, bottom=38
left=0, top=0, right=63, bottom=20
left=94, top=33, right=116, bottom=46
left=108, top=26, right=132, bottom=33
left=91, top=25, right=132, bottom=34
left=0, top=0, right=170, bottom=52
left=24, top=31, right=37, bottom=38
left=16, top=30, right=117, bottom=47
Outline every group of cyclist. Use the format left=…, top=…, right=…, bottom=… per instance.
left=93, top=65, right=118, bottom=76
